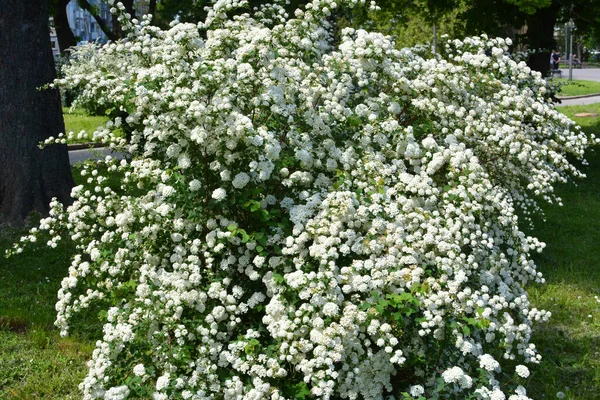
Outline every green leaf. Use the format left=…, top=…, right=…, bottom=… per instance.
left=247, top=200, right=261, bottom=212
left=256, top=234, right=267, bottom=247
left=292, top=382, right=311, bottom=399
left=347, top=114, right=362, bottom=127
left=240, top=230, right=250, bottom=243
left=98, top=310, right=108, bottom=321
left=244, top=338, right=260, bottom=354
left=462, top=325, right=471, bottom=335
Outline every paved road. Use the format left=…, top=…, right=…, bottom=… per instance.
left=69, top=147, right=124, bottom=165
left=562, top=68, right=600, bottom=82
left=558, top=95, right=600, bottom=107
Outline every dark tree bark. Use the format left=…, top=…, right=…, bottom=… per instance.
left=0, top=0, right=75, bottom=225
left=112, top=12, right=121, bottom=38
left=51, top=0, right=77, bottom=54
left=525, top=2, right=561, bottom=77
left=121, top=0, right=136, bottom=20
left=149, top=0, right=157, bottom=17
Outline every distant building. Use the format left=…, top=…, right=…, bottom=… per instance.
left=50, top=1, right=149, bottom=53
left=66, top=0, right=113, bottom=44
left=49, top=20, right=60, bottom=56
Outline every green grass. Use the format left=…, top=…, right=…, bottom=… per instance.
left=0, top=330, right=93, bottom=399
left=1, top=108, right=600, bottom=398
left=62, top=107, right=109, bottom=144
left=555, top=79, right=600, bottom=97
left=558, top=103, right=600, bottom=129
left=524, top=106, right=600, bottom=399
left=0, top=223, right=94, bottom=399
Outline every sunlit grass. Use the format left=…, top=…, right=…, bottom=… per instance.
left=524, top=106, right=600, bottom=399
left=554, top=78, right=600, bottom=97
left=62, top=107, right=109, bottom=144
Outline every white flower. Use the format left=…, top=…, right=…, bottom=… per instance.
left=515, top=364, right=530, bottom=378
left=178, top=153, right=191, bottom=169
left=232, top=172, right=250, bottom=189
left=410, top=385, right=424, bottom=397
left=133, top=363, right=146, bottom=376
left=161, top=185, right=175, bottom=197
left=479, top=353, right=501, bottom=372
left=322, top=302, right=339, bottom=317
left=211, top=188, right=227, bottom=201
left=189, top=179, right=201, bottom=191
left=156, top=373, right=170, bottom=391
left=105, top=385, right=130, bottom=400
left=442, top=366, right=472, bottom=388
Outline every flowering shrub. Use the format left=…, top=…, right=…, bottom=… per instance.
left=14, top=0, right=597, bottom=398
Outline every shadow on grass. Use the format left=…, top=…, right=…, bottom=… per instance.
left=523, top=115, right=600, bottom=399
left=0, top=229, right=96, bottom=399
left=529, top=323, right=600, bottom=400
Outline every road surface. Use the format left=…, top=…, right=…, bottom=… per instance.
left=68, top=147, right=124, bottom=165
left=563, top=68, right=600, bottom=82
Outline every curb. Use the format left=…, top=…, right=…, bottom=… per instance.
left=67, top=142, right=105, bottom=150
left=556, top=93, right=600, bottom=100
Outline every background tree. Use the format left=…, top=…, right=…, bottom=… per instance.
left=51, top=0, right=77, bottom=52
left=337, top=0, right=599, bottom=75
left=0, top=0, right=75, bottom=225
left=457, top=0, right=600, bottom=74
left=50, top=0, right=138, bottom=54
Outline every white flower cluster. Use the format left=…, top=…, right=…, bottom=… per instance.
left=19, top=0, right=595, bottom=399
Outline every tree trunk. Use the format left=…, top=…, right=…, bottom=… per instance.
left=149, top=0, right=157, bottom=18
left=0, top=0, right=75, bottom=225
left=51, top=0, right=76, bottom=54
left=112, top=12, right=121, bottom=38
left=121, top=0, right=136, bottom=20
left=525, top=1, right=561, bottom=76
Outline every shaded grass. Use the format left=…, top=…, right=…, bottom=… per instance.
left=62, top=107, right=109, bottom=144
left=0, top=330, right=93, bottom=399
left=555, top=79, right=600, bottom=97
left=0, top=225, right=94, bottom=399
left=524, top=107, right=600, bottom=399
left=0, top=166, right=113, bottom=399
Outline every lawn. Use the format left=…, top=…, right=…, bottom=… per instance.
left=1, top=106, right=599, bottom=399
left=62, top=107, right=109, bottom=144
left=555, top=78, right=600, bottom=97
left=558, top=102, right=600, bottom=128
left=0, top=223, right=94, bottom=399
left=522, top=102, right=600, bottom=399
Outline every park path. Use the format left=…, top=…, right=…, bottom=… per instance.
left=68, top=147, right=123, bottom=165
left=563, top=68, right=600, bottom=82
